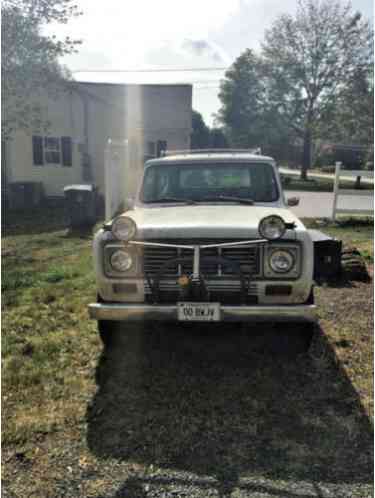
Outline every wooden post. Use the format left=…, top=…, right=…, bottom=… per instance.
left=332, top=161, right=342, bottom=221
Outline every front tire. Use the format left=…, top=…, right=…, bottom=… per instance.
left=273, top=322, right=315, bottom=355
left=98, top=320, right=119, bottom=347
left=276, top=288, right=315, bottom=355
left=97, top=293, right=121, bottom=347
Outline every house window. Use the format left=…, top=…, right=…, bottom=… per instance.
left=146, top=141, right=156, bottom=157
left=44, top=137, right=60, bottom=164
left=32, top=136, right=72, bottom=167
left=157, top=140, right=167, bottom=157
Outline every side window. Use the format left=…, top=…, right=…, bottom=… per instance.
left=61, top=137, right=72, bottom=167
left=156, top=170, right=170, bottom=196
left=32, top=136, right=44, bottom=166
left=143, top=168, right=156, bottom=200
left=252, top=164, right=277, bottom=201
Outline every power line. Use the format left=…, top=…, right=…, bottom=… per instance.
left=194, top=87, right=221, bottom=91
left=74, top=79, right=223, bottom=85
left=72, top=67, right=227, bottom=73
left=74, top=80, right=222, bottom=85
left=191, top=82, right=222, bottom=89
left=185, top=80, right=222, bottom=84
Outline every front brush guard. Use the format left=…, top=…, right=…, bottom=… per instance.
left=147, top=256, right=249, bottom=304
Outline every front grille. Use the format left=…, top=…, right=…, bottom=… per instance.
left=144, top=279, right=258, bottom=294
left=143, top=239, right=261, bottom=278
left=142, top=239, right=261, bottom=304
left=144, top=280, right=259, bottom=304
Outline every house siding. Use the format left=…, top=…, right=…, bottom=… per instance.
left=6, top=83, right=192, bottom=198
left=8, top=89, right=86, bottom=197
left=81, top=83, right=192, bottom=195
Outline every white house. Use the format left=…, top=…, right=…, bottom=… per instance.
left=2, top=82, right=192, bottom=200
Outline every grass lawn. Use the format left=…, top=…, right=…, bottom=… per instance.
left=2, top=210, right=373, bottom=497
left=2, top=209, right=98, bottom=446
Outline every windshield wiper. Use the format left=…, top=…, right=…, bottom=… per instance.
left=145, top=197, right=197, bottom=205
left=198, top=195, right=254, bottom=205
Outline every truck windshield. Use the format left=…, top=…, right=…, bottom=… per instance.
left=141, top=162, right=279, bottom=203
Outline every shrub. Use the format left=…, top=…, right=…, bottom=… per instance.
left=2, top=271, right=38, bottom=291
left=42, top=266, right=78, bottom=283
left=281, top=175, right=292, bottom=186
left=321, top=166, right=336, bottom=174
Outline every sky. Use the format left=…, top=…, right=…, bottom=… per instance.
left=48, top=0, right=374, bottom=126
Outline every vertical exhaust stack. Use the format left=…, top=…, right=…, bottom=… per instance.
left=104, top=139, right=128, bottom=220
left=105, top=85, right=146, bottom=220
left=104, top=138, right=145, bottom=220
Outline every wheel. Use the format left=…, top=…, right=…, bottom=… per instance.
left=273, top=321, right=315, bottom=356
left=96, top=293, right=120, bottom=347
left=98, top=320, right=119, bottom=348
left=98, top=319, right=147, bottom=350
left=305, top=286, right=315, bottom=305
left=273, top=288, right=315, bottom=355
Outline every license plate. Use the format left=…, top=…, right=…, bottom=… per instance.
left=177, top=302, right=221, bottom=322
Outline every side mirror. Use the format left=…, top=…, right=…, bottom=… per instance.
left=287, top=197, right=300, bottom=207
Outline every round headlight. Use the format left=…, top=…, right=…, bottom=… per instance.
left=112, top=216, right=136, bottom=241
left=269, top=249, right=294, bottom=273
left=110, top=250, right=133, bottom=272
left=259, top=215, right=286, bottom=240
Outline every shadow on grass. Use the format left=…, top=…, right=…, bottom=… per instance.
left=2, top=206, right=69, bottom=236
left=62, top=226, right=96, bottom=239
left=320, top=277, right=371, bottom=288
left=86, top=323, right=373, bottom=497
left=2, top=206, right=100, bottom=238
left=315, top=277, right=356, bottom=289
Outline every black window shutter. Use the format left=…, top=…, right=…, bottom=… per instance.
left=32, top=136, right=44, bottom=165
left=61, top=137, right=72, bottom=167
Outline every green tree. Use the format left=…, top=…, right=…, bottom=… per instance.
left=262, top=0, right=373, bottom=179
left=209, top=128, right=229, bottom=148
left=216, top=49, right=291, bottom=153
left=191, top=110, right=210, bottom=148
left=191, top=110, right=230, bottom=149
left=2, top=0, right=81, bottom=138
left=216, top=49, right=266, bottom=148
left=322, top=67, right=374, bottom=148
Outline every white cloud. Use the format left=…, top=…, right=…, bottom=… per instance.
left=45, top=0, right=373, bottom=125
left=180, top=39, right=231, bottom=64
left=46, top=0, right=240, bottom=67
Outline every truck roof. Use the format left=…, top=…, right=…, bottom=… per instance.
left=145, top=149, right=275, bottom=166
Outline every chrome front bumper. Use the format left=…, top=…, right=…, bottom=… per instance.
left=88, top=303, right=317, bottom=322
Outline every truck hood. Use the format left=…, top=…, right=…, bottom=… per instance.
left=124, top=205, right=304, bottom=240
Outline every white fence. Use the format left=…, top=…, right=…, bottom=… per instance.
left=332, top=161, right=374, bottom=220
